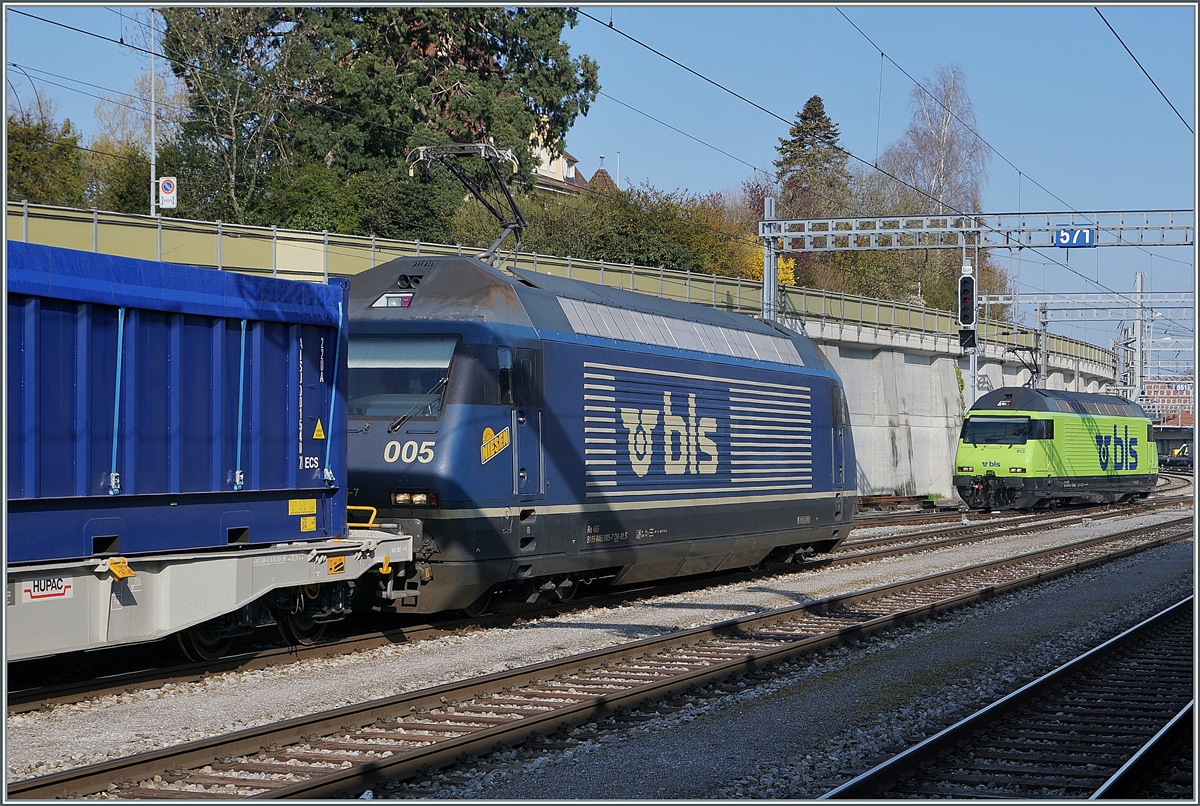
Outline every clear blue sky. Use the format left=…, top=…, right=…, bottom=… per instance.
left=5, top=4, right=1196, bottom=349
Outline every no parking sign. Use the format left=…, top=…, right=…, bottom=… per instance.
left=159, top=177, right=177, bottom=209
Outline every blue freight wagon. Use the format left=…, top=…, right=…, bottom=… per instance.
left=343, top=254, right=857, bottom=615
left=6, top=242, right=412, bottom=661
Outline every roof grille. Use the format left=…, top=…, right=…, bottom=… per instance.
left=557, top=296, right=803, bottom=366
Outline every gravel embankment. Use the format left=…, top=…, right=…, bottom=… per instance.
left=5, top=506, right=1191, bottom=785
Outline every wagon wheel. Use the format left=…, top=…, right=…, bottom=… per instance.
left=177, top=624, right=235, bottom=662
left=277, top=611, right=327, bottom=646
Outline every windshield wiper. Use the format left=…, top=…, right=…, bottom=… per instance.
left=387, top=377, right=448, bottom=433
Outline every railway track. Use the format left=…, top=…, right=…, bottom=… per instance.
left=829, top=499, right=1174, bottom=565
left=822, top=596, right=1194, bottom=800
left=9, top=515, right=1190, bottom=800
left=9, top=500, right=1179, bottom=714
left=854, top=478, right=1190, bottom=529
left=1157, top=470, right=1194, bottom=495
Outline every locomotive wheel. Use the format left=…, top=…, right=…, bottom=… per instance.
left=177, top=625, right=235, bottom=662
left=278, top=611, right=327, bottom=646
left=462, top=589, right=494, bottom=617
left=551, top=579, right=577, bottom=603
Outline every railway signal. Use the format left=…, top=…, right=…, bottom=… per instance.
left=958, top=262, right=979, bottom=406
left=958, top=272, right=977, bottom=327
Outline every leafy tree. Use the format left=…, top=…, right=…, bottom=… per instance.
left=277, top=8, right=599, bottom=182
left=85, top=57, right=189, bottom=215
left=451, top=182, right=760, bottom=280
left=256, top=163, right=362, bottom=233
left=6, top=103, right=88, bottom=207
left=771, top=95, right=854, bottom=289
left=158, top=7, right=599, bottom=236
left=154, top=134, right=222, bottom=220
left=90, top=141, right=152, bottom=214
left=347, top=167, right=465, bottom=243
left=160, top=7, right=302, bottom=223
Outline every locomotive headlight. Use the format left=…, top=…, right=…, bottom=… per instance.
left=1009, top=467, right=1027, bottom=474
left=957, top=466, right=974, bottom=473
left=390, top=491, right=439, bottom=507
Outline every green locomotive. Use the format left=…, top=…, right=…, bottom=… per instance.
left=954, top=387, right=1158, bottom=511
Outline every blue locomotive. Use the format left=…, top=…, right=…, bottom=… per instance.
left=346, top=254, right=858, bottom=614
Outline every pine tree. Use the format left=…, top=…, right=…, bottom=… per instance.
left=773, top=95, right=851, bottom=219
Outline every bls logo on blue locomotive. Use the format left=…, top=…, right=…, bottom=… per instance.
left=584, top=361, right=815, bottom=499
left=619, top=391, right=719, bottom=477
left=1095, top=424, right=1139, bottom=472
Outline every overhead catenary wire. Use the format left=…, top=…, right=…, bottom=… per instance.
left=834, top=7, right=1194, bottom=273
left=579, top=9, right=1199, bottom=362
left=7, top=70, right=763, bottom=260
left=579, top=9, right=1190, bottom=310
left=10, top=9, right=779, bottom=259
left=8, top=32, right=790, bottom=269
left=9, top=9, right=459, bottom=153
left=7, top=62, right=190, bottom=119
left=1094, top=7, right=1193, bottom=135
left=0, top=24, right=1110, bottom=308
left=578, top=8, right=974, bottom=223
left=598, top=91, right=768, bottom=175
left=12, top=8, right=1189, bottom=313
left=0, top=9, right=1008, bottom=254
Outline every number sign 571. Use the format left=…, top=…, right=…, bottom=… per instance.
left=1054, top=228, right=1095, bottom=247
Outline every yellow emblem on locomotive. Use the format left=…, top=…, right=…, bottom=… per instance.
left=481, top=426, right=511, bottom=464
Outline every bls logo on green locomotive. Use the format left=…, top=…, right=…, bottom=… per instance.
left=1095, top=425, right=1139, bottom=471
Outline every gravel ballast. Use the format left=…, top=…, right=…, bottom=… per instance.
left=4, top=506, right=1192, bottom=786
left=396, top=539, right=1195, bottom=800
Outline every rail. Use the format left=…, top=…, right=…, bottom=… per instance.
left=7, top=200, right=1114, bottom=371
left=822, top=596, right=1194, bottom=799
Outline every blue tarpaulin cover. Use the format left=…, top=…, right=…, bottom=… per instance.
left=7, top=241, right=343, bottom=324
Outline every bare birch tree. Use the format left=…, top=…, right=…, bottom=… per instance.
left=880, top=64, right=990, bottom=215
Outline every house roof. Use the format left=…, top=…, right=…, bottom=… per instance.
left=589, top=167, right=617, bottom=192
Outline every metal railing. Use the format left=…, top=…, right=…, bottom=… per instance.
left=7, top=200, right=1115, bottom=372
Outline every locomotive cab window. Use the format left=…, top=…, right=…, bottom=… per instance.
left=961, top=416, right=1031, bottom=445
left=497, top=347, right=514, bottom=406
left=1030, top=419, right=1054, bottom=440
left=348, top=336, right=456, bottom=418
left=496, top=346, right=542, bottom=408
left=831, top=385, right=851, bottom=426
